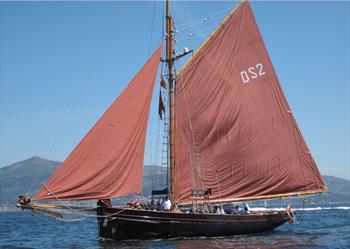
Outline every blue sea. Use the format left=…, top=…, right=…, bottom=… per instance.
left=1, top=204, right=349, bottom=249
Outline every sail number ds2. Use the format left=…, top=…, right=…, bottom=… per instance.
left=240, top=62, right=266, bottom=83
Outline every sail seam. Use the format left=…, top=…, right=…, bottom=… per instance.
left=290, top=114, right=309, bottom=191
left=178, top=77, right=206, bottom=192
left=245, top=1, right=317, bottom=193
left=175, top=2, right=247, bottom=203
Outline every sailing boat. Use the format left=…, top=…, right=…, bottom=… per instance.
left=17, top=0, right=327, bottom=240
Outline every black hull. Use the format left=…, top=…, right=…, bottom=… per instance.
left=97, top=207, right=290, bottom=240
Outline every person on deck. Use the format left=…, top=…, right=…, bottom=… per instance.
left=163, top=197, right=171, bottom=211
left=244, top=202, right=250, bottom=214
left=216, top=206, right=225, bottom=215
left=231, top=205, right=239, bottom=214
left=171, top=204, right=182, bottom=213
left=97, top=199, right=112, bottom=208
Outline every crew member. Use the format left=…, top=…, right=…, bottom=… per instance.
left=163, top=197, right=171, bottom=211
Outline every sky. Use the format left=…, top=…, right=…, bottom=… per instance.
left=0, top=1, right=349, bottom=180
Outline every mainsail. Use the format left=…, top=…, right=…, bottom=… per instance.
left=174, top=2, right=327, bottom=204
left=34, top=46, right=162, bottom=201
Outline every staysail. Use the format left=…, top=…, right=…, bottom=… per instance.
left=174, top=2, right=327, bottom=204
left=34, top=46, right=162, bottom=201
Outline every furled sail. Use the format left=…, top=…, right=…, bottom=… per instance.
left=174, top=2, right=327, bottom=204
left=34, top=46, right=162, bottom=201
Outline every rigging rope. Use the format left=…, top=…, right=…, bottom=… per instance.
left=45, top=3, right=128, bottom=160
left=176, top=24, right=221, bottom=42
left=175, top=59, right=205, bottom=193
left=172, top=4, right=245, bottom=203
left=147, top=1, right=158, bottom=190
left=176, top=6, right=232, bottom=30
left=147, top=0, right=158, bottom=57
left=25, top=205, right=128, bottom=222
left=40, top=184, right=99, bottom=219
left=37, top=3, right=238, bottom=220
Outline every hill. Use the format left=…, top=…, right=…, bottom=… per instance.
left=0, top=157, right=167, bottom=207
left=0, top=157, right=349, bottom=207
left=0, top=157, right=61, bottom=207
left=312, top=175, right=350, bottom=204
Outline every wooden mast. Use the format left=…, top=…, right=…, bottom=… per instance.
left=166, top=0, right=176, bottom=205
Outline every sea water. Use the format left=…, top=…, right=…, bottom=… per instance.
left=1, top=204, right=349, bottom=249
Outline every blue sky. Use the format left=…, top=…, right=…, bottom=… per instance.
left=1, top=1, right=349, bottom=180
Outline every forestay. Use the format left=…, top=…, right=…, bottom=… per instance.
left=34, top=46, right=162, bottom=201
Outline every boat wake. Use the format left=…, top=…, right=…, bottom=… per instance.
left=250, top=206, right=350, bottom=212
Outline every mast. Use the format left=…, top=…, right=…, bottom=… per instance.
left=166, top=0, right=175, bottom=205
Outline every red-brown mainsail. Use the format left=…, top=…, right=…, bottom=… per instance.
left=33, top=46, right=162, bottom=201
left=174, top=2, right=326, bottom=204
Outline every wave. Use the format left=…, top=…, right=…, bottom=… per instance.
left=250, top=206, right=350, bottom=212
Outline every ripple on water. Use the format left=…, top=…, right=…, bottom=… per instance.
left=1, top=208, right=350, bottom=249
